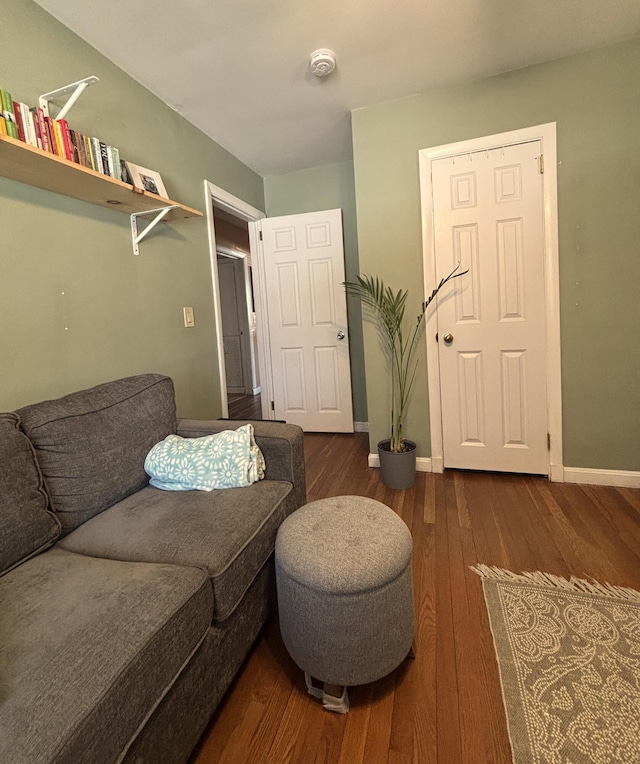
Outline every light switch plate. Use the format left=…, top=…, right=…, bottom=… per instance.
left=183, top=306, right=195, bottom=328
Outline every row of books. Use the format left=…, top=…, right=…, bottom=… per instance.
left=0, top=87, right=130, bottom=183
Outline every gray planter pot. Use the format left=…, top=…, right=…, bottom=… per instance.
left=378, top=439, right=417, bottom=490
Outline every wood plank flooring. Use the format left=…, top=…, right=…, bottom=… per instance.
left=227, top=393, right=262, bottom=420
left=192, top=432, right=640, bottom=764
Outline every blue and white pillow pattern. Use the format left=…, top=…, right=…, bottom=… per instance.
left=144, top=424, right=265, bottom=491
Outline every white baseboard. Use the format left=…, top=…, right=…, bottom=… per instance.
left=549, top=463, right=564, bottom=482
left=365, top=456, right=640, bottom=488
left=368, top=453, right=433, bottom=472
left=430, top=455, right=444, bottom=474
left=562, top=467, right=640, bottom=488
left=354, top=421, right=369, bottom=432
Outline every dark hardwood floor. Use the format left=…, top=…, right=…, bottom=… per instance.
left=192, top=432, right=640, bottom=764
left=227, top=393, right=262, bottom=420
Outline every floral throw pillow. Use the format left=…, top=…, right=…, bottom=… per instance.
left=144, top=424, right=265, bottom=491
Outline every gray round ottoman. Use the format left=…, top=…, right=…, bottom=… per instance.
left=275, top=496, right=414, bottom=713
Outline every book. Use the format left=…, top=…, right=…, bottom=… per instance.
left=99, top=141, right=110, bottom=175
left=31, top=106, right=50, bottom=152
left=106, top=144, right=115, bottom=177
left=57, top=119, right=73, bottom=161
left=68, top=129, right=82, bottom=164
left=51, top=119, right=65, bottom=157
left=90, top=137, right=102, bottom=173
left=1, top=90, right=18, bottom=139
left=12, top=101, right=26, bottom=142
left=83, top=135, right=96, bottom=171
left=74, top=130, right=89, bottom=167
left=110, top=146, right=121, bottom=180
left=29, top=107, right=43, bottom=150
left=106, top=146, right=122, bottom=179
left=76, top=133, right=87, bottom=167
left=0, top=116, right=6, bottom=136
left=22, top=104, right=38, bottom=148
left=120, top=160, right=130, bottom=184
left=44, top=116, right=60, bottom=155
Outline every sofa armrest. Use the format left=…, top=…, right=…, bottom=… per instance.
left=176, top=418, right=306, bottom=505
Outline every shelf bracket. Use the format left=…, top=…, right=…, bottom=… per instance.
left=131, top=206, right=178, bottom=255
left=39, top=76, right=100, bottom=119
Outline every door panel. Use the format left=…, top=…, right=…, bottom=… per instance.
left=432, top=141, right=548, bottom=473
left=260, top=209, right=353, bottom=432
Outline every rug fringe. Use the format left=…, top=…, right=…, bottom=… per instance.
left=470, top=564, right=640, bottom=602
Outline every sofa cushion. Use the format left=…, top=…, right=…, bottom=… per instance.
left=17, top=374, right=176, bottom=533
left=58, top=480, right=296, bottom=622
left=0, top=547, right=212, bottom=764
left=0, top=412, right=60, bottom=575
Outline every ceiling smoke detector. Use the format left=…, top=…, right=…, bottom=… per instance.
left=309, top=49, right=336, bottom=78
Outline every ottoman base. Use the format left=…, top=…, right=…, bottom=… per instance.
left=305, top=673, right=350, bottom=714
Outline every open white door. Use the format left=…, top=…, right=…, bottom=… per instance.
left=258, top=209, right=354, bottom=432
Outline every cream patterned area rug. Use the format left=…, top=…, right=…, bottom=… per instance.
left=473, top=565, right=640, bottom=764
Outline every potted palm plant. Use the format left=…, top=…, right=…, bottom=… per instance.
left=344, top=266, right=466, bottom=489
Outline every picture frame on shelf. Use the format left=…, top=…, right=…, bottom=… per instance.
left=125, top=161, right=167, bottom=198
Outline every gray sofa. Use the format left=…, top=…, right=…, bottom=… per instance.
left=0, top=373, right=306, bottom=764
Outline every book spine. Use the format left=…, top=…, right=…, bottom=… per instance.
left=68, top=129, right=81, bottom=164
left=0, top=115, right=6, bottom=136
left=99, top=141, right=110, bottom=175
left=0, top=89, right=11, bottom=116
left=83, top=135, right=95, bottom=170
left=111, top=147, right=121, bottom=180
left=120, top=160, right=130, bottom=184
left=56, top=119, right=73, bottom=161
left=106, top=145, right=115, bottom=177
left=32, top=107, right=50, bottom=152
left=29, top=107, right=43, bottom=150
left=13, top=101, right=25, bottom=142
left=44, top=116, right=59, bottom=155
left=1, top=90, right=18, bottom=139
left=90, top=137, right=102, bottom=173
left=52, top=119, right=64, bottom=157
left=22, top=104, right=38, bottom=148
left=74, top=131, right=88, bottom=167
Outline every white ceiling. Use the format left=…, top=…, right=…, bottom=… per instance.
left=34, top=0, right=640, bottom=177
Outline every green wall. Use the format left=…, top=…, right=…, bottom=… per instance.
left=1, top=0, right=264, bottom=416
left=264, top=162, right=368, bottom=422
left=352, top=38, right=640, bottom=471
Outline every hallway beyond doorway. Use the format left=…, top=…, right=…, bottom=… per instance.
left=227, top=393, right=262, bottom=420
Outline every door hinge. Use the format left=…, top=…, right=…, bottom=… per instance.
left=271, top=400, right=275, bottom=411
left=259, top=230, right=263, bottom=241
left=538, top=154, right=544, bottom=174
left=547, top=432, right=551, bottom=451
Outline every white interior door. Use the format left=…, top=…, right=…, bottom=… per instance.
left=432, top=141, right=548, bottom=474
left=259, top=209, right=354, bottom=432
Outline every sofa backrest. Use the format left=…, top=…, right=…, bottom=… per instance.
left=17, top=374, right=176, bottom=534
left=0, top=413, right=61, bottom=575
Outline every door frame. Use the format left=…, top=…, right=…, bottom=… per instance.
left=204, top=180, right=266, bottom=418
left=418, top=122, right=563, bottom=480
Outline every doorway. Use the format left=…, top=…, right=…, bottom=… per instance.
left=205, top=181, right=265, bottom=419
left=206, top=181, right=355, bottom=430
left=419, top=123, right=563, bottom=479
